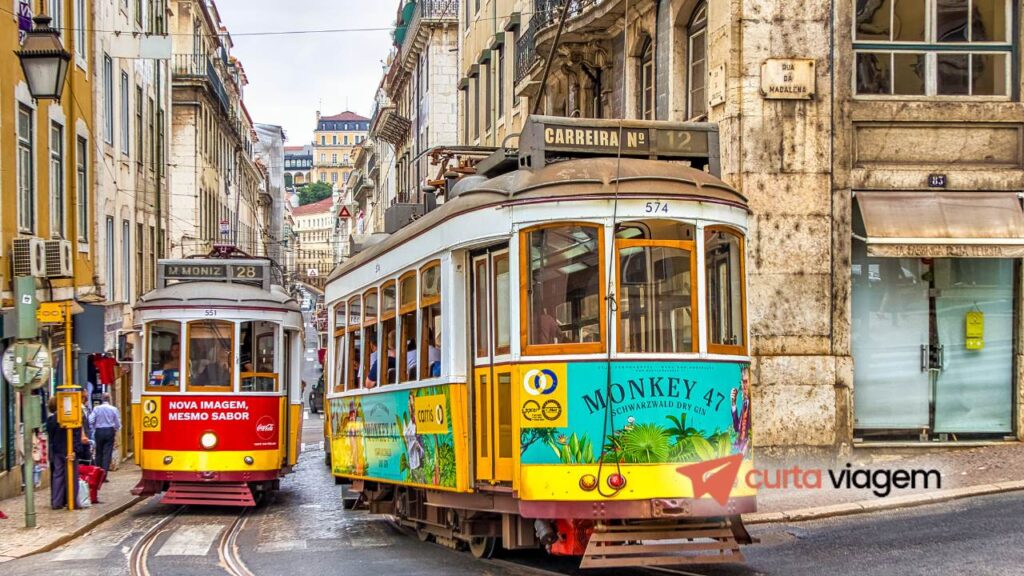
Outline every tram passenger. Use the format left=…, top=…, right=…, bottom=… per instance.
left=196, top=346, right=232, bottom=386
left=428, top=329, right=441, bottom=378
left=161, top=343, right=181, bottom=387
left=366, top=331, right=397, bottom=387
left=536, top=308, right=561, bottom=344
left=406, top=339, right=417, bottom=380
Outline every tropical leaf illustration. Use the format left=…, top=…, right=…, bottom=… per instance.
left=619, top=423, right=672, bottom=463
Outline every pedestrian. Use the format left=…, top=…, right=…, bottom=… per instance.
left=89, top=393, right=121, bottom=476
left=77, top=389, right=94, bottom=465
left=45, top=396, right=86, bottom=510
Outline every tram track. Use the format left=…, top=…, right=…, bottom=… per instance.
left=128, top=505, right=255, bottom=576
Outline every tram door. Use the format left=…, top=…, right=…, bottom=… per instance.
left=471, top=247, right=513, bottom=484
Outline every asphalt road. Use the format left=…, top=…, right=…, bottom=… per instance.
left=5, top=413, right=1023, bottom=575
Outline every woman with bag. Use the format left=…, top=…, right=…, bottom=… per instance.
left=45, top=396, right=87, bottom=510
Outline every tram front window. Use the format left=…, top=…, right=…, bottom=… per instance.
left=705, top=227, right=746, bottom=353
left=240, top=320, right=278, bottom=392
left=525, top=224, right=602, bottom=349
left=147, top=320, right=181, bottom=391
left=187, top=319, right=235, bottom=391
left=618, top=243, right=695, bottom=353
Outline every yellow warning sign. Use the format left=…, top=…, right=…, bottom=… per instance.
left=36, top=302, right=65, bottom=324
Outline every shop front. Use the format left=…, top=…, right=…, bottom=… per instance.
left=851, top=192, right=1021, bottom=441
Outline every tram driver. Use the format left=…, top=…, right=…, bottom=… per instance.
left=196, top=346, right=232, bottom=386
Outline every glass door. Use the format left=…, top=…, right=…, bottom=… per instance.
left=471, top=247, right=513, bottom=483
left=933, top=259, right=1013, bottom=434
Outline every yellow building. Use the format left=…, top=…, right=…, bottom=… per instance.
left=1, top=0, right=97, bottom=498
left=312, top=111, right=369, bottom=191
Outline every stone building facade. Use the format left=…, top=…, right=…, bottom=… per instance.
left=458, top=0, right=1024, bottom=453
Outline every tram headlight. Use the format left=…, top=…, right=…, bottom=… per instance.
left=163, top=456, right=173, bottom=465
left=244, top=456, right=254, bottom=466
left=579, top=474, right=598, bottom=491
left=200, top=432, right=218, bottom=450
left=607, top=473, right=626, bottom=490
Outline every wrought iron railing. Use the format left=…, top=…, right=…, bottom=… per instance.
left=172, top=53, right=230, bottom=114
left=400, top=0, right=459, bottom=65
left=514, top=24, right=536, bottom=85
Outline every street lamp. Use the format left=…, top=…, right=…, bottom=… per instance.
left=16, top=14, right=70, bottom=100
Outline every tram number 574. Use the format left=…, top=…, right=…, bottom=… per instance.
left=644, top=201, right=670, bottom=214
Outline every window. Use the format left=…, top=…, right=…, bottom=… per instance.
left=17, top=105, right=34, bottom=233
left=494, top=253, right=511, bottom=355
left=148, top=97, right=155, bottom=172
left=854, top=0, right=1012, bottom=96
left=347, top=296, right=362, bottom=389
left=331, top=172, right=338, bottom=184
left=136, top=86, right=144, bottom=163
left=75, top=0, right=87, bottom=59
left=380, top=281, right=398, bottom=386
left=705, top=227, right=746, bottom=354
left=687, top=3, right=708, bottom=118
left=638, top=36, right=655, bottom=119
left=473, top=77, right=480, bottom=140
left=186, top=319, right=235, bottom=391
left=333, top=303, right=347, bottom=392
left=617, top=240, right=696, bottom=354
left=147, top=321, right=182, bottom=390
left=103, top=56, right=113, bottom=143
left=120, top=72, right=130, bottom=154
left=343, top=135, right=349, bottom=145
left=497, top=46, right=505, bottom=119
left=122, top=219, right=131, bottom=300
left=332, top=135, right=337, bottom=145
left=485, top=63, right=493, bottom=132
left=50, top=123, right=65, bottom=238
left=136, top=223, right=144, bottom=297
left=77, top=137, right=88, bottom=242
left=523, top=224, right=604, bottom=354
left=332, top=153, right=337, bottom=163
left=240, top=321, right=278, bottom=392
left=135, top=0, right=143, bottom=26
left=474, top=258, right=489, bottom=359
left=106, top=217, right=115, bottom=295
left=420, top=262, right=441, bottom=379
left=49, top=0, right=63, bottom=34
left=321, top=135, right=326, bottom=145
left=398, top=271, right=418, bottom=382
left=362, top=289, right=381, bottom=387
left=461, top=87, right=469, bottom=144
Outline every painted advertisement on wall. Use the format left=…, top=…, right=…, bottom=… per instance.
left=519, top=361, right=751, bottom=466
left=329, top=385, right=459, bottom=489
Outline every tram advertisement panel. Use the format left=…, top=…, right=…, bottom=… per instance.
left=519, top=361, right=750, bottom=466
left=141, top=395, right=282, bottom=450
left=328, top=385, right=459, bottom=489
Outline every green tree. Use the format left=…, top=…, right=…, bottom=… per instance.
left=297, top=182, right=333, bottom=205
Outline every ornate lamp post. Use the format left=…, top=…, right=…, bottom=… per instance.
left=16, top=13, right=71, bottom=100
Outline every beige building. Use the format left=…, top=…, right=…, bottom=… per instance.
left=456, top=0, right=1024, bottom=453
left=292, top=196, right=336, bottom=291
left=167, top=0, right=266, bottom=258
left=312, top=111, right=369, bottom=191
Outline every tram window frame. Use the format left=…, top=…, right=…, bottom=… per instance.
left=333, top=302, right=347, bottom=393
left=615, top=238, right=699, bottom=354
left=380, top=280, right=398, bottom=386
left=363, top=288, right=381, bottom=388
left=419, top=260, right=441, bottom=380
left=185, top=319, right=236, bottom=393
left=520, top=222, right=606, bottom=356
left=493, top=251, right=511, bottom=357
left=398, top=270, right=418, bottom=382
left=146, top=320, right=182, bottom=392
left=704, top=225, right=747, bottom=356
left=473, top=256, right=490, bottom=360
left=239, top=320, right=280, bottom=393
left=346, top=296, right=362, bottom=390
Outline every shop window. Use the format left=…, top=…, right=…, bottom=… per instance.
left=420, top=262, right=442, bottom=379
left=522, top=224, right=604, bottom=354
left=186, top=320, right=235, bottom=391
left=705, top=227, right=746, bottom=354
left=347, top=296, right=362, bottom=390
left=240, top=320, right=278, bottom=392
left=398, top=271, right=418, bottom=382
left=147, top=320, right=181, bottom=391
left=854, top=0, right=1011, bottom=97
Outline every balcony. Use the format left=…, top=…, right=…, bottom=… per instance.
left=172, top=53, right=230, bottom=114
left=517, top=0, right=621, bottom=87
left=369, top=100, right=412, bottom=146
left=398, top=0, right=459, bottom=70
left=314, top=159, right=354, bottom=168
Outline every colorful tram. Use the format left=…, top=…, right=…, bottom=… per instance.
left=324, top=117, right=754, bottom=567
left=130, top=252, right=304, bottom=506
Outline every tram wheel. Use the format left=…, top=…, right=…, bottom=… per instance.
left=468, top=536, right=498, bottom=559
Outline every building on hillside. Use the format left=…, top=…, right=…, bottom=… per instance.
left=370, top=0, right=459, bottom=233
left=312, top=111, right=369, bottom=191
left=292, top=196, right=336, bottom=292
left=0, top=0, right=101, bottom=498
left=284, top=144, right=313, bottom=191
left=255, top=123, right=287, bottom=269
left=167, top=0, right=264, bottom=258
left=453, top=0, right=1024, bottom=452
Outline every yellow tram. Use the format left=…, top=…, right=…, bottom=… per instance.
left=324, top=117, right=753, bottom=567
left=130, top=250, right=304, bottom=506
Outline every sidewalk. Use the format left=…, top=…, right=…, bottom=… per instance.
left=0, top=463, right=146, bottom=562
left=745, top=443, right=1024, bottom=524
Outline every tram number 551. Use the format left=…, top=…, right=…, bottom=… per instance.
left=644, top=201, right=670, bottom=214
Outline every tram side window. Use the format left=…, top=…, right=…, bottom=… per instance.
left=187, top=320, right=235, bottom=391
left=240, top=320, right=278, bottom=392
left=524, top=224, right=603, bottom=352
left=420, top=262, right=441, bottom=380
left=398, top=272, right=417, bottom=382
left=333, top=302, right=346, bottom=393
left=380, top=281, right=397, bottom=386
left=347, top=297, right=362, bottom=390
left=363, top=289, right=384, bottom=388
left=705, top=228, right=745, bottom=353
left=147, top=321, right=181, bottom=390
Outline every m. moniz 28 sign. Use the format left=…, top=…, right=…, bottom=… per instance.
left=518, top=115, right=720, bottom=173
left=158, top=259, right=270, bottom=289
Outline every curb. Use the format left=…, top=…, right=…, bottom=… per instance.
left=743, top=480, right=1024, bottom=525
left=22, top=495, right=148, bottom=559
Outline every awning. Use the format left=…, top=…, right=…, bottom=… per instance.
left=854, top=192, right=1024, bottom=258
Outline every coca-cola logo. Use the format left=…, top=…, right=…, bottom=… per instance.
left=255, top=416, right=276, bottom=440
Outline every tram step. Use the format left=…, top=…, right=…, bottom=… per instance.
left=580, top=519, right=745, bottom=569
left=161, top=482, right=256, bottom=507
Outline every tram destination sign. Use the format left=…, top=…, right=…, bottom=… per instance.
left=519, top=116, right=720, bottom=176
left=159, top=259, right=270, bottom=290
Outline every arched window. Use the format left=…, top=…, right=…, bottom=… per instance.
left=638, top=36, right=655, bottom=120
left=687, top=2, right=708, bottom=119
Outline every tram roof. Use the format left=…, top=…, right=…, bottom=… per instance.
left=328, top=157, right=746, bottom=282
left=135, top=281, right=301, bottom=311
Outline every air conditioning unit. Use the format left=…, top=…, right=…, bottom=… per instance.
left=11, top=237, right=46, bottom=277
left=44, top=239, right=73, bottom=278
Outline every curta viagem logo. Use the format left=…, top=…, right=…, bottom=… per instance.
left=676, top=456, right=942, bottom=503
